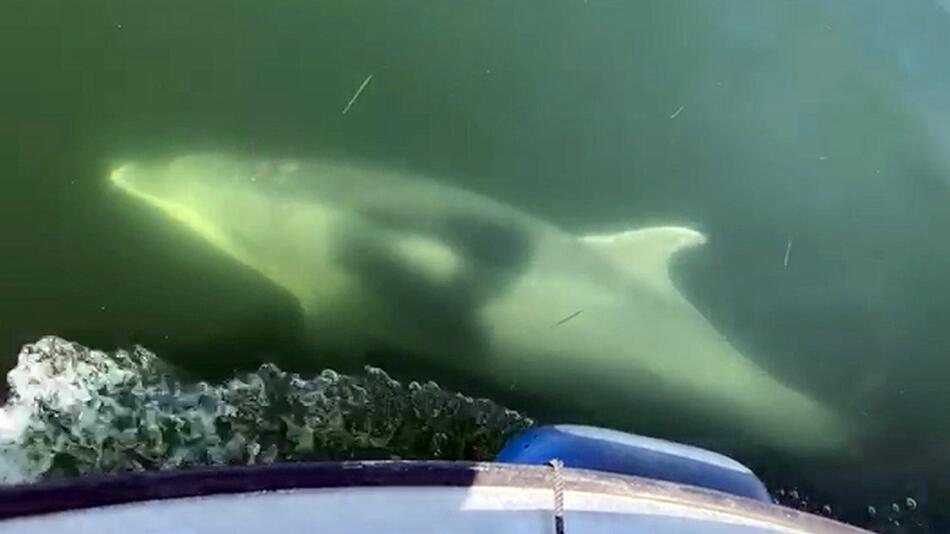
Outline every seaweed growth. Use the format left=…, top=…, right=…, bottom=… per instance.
left=0, top=337, right=532, bottom=482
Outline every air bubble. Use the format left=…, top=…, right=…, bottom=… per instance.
left=867, top=506, right=877, bottom=517
left=905, top=497, right=917, bottom=511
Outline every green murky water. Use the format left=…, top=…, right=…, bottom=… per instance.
left=2, top=1, right=950, bottom=531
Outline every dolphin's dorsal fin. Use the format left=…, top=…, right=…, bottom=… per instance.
left=580, top=226, right=706, bottom=294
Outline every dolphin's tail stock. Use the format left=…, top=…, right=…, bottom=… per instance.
left=731, top=372, right=855, bottom=456
left=577, top=225, right=854, bottom=456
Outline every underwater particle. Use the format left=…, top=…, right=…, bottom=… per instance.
left=789, top=489, right=800, bottom=500
left=342, top=74, right=374, bottom=115
left=867, top=506, right=876, bottom=517
left=669, top=105, right=685, bottom=120
left=554, top=310, right=583, bottom=327
left=905, top=497, right=917, bottom=510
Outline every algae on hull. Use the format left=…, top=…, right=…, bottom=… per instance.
left=0, top=336, right=532, bottom=482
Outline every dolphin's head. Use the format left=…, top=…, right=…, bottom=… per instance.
left=109, top=153, right=301, bottom=201
left=108, top=153, right=367, bottom=313
left=108, top=153, right=313, bottom=266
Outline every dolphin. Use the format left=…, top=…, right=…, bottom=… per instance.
left=108, top=153, right=852, bottom=455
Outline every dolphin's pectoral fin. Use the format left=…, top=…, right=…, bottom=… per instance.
left=358, top=198, right=532, bottom=270
left=330, top=224, right=488, bottom=354
left=354, top=197, right=534, bottom=300
left=431, top=213, right=534, bottom=300
left=580, top=226, right=706, bottom=295
left=327, top=207, right=535, bottom=356
left=434, top=214, right=531, bottom=268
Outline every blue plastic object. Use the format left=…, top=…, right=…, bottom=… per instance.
left=496, top=425, right=772, bottom=503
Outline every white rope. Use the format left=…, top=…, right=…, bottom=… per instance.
left=548, top=459, right=565, bottom=534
